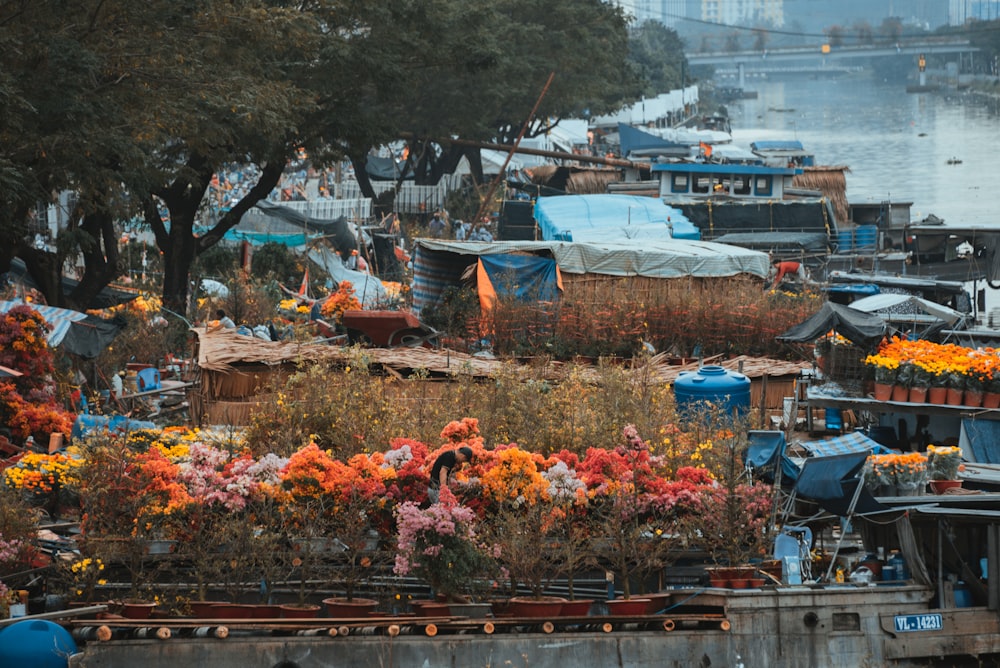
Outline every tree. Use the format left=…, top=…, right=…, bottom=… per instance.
left=628, top=21, right=691, bottom=97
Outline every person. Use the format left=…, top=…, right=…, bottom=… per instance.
left=454, top=220, right=469, bottom=241
left=429, top=211, right=447, bottom=239
left=770, top=259, right=808, bottom=288
left=215, top=309, right=236, bottom=328
left=428, top=446, right=474, bottom=504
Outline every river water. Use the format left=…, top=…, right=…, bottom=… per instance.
left=726, top=75, right=1000, bottom=316
left=728, top=75, right=1000, bottom=226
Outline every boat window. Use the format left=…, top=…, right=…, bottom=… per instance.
left=733, top=175, right=751, bottom=196
left=754, top=176, right=772, bottom=196
left=692, top=175, right=712, bottom=194
left=670, top=174, right=689, bottom=194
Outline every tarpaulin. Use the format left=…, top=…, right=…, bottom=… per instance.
left=0, top=300, right=124, bottom=359
left=777, top=301, right=886, bottom=346
left=476, top=254, right=562, bottom=314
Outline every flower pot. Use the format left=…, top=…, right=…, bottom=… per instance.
left=928, top=387, right=948, bottom=405
left=411, top=600, right=451, bottom=617
left=489, top=599, right=514, bottom=618
left=506, top=596, right=567, bottom=618
left=188, top=601, right=226, bottom=618
left=279, top=603, right=321, bottom=619
left=891, top=385, right=909, bottom=402
left=322, top=597, right=379, bottom=618
left=727, top=579, right=750, bottom=590
left=641, top=593, right=671, bottom=615
left=965, top=390, right=984, bottom=408
left=447, top=602, right=493, bottom=618
left=748, top=578, right=766, bottom=588
left=250, top=604, right=283, bottom=619
left=908, top=386, right=928, bottom=404
left=121, top=600, right=158, bottom=619
left=947, top=387, right=965, bottom=406
left=559, top=599, right=594, bottom=616
left=929, top=479, right=962, bottom=494
left=985, top=392, right=1000, bottom=409
left=873, top=382, right=893, bottom=402
left=209, top=603, right=256, bottom=619
left=896, top=481, right=924, bottom=497
left=606, top=598, right=651, bottom=616
left=709, top=578, right=728, bottom=588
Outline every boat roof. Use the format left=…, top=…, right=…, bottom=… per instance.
left=651, top=162, right=800, bottom=176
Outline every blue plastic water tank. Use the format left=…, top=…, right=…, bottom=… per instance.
left=674, top=365, right=751, bottom=419
left=836, top=230, right=853, bottom=253
left=0, top=620, right=77, bottom=668
left=855, top=224, right=877, bottom=250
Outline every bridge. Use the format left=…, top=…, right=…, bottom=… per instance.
left=687, top=37, right=977, bottom=68
left=687, top=37, right=977, bottom=83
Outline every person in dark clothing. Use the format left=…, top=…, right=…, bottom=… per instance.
left=428, top=446, right=473, bottom=503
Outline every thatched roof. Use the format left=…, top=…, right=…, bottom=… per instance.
left=527, top=165, right=622, bottom=194
left=194, top=329, right=807, bottom=382
left=792, top=166, right=850, bottom=226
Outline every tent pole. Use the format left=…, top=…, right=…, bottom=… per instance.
left=824, top=476, right=866, bottom=582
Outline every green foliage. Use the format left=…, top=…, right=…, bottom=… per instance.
left=628, top=20, right=690, bottom=96
left=251, top=243, right=302, bottom=285
left=245, top=356, right=680, bottom=460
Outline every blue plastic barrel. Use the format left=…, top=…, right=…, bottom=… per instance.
left=836, top=230, right=853, bottom=253
left=855, top=224, right=877, bottom=250
left=674, top=365, right=751, bottom=420
left=0, top=620, right=77, bottom=668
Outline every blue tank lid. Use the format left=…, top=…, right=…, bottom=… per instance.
left=0, top=619, right=78, bottom=668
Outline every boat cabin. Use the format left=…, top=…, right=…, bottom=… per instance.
left=651, top=162, right=802, bottom=201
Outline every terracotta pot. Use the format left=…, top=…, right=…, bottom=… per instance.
left=891, top=384, right=909, bottom=402
left=559, top=599, right=594, bottom=616
left=727, top=579, right=750, bottom=590
left=947, top=387, right=965, bottom=405
left=410, top=600, right=451, bottom=617
left=709, top=578, right=728, bottom=588
left=490, top=599, right=514, bottom=618
left=121, top=600, right=157, bottom=619
left=928, top=387, right=948, bottom=405
left=210, top=603, right=255, bottom=619
left=605, top=598, right=651, bottom=616
left=908, top=386, right=928, bottom=404
left=188, top=601, right=226, bottom=618
left=965, top=390, right=984, bottom=408
left=249, top=604, right=283, bottom=619
left=985, top=392, right=1000, bottom=409
left=929, top=479, right=962, bottom=494
left=748, top=579, right=766, bottom=588
left=506, top=596, right=566, bottom=618
left=641, top=593, right=671, bottom=615
left=279, top=603, right=321, bottom=619
left=322, top=597, right=379, bottom=619
left=447, top=602, right=493, bottom=618
left=873, top=382, right=893, bottom=402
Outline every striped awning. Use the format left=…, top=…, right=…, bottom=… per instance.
left=0, top=300, right=88, bottom=348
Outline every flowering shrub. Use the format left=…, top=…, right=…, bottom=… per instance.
left=393, top=500, right=495, bottom=601
left=3, top=449, right=82, bottom=496
left=868, top=337, right=1000, bottom=391
left=0, top=382, right=73, bottom=443
left=926, top=445, right=962, bottom=481
left=866, top=452, right=928, bottom=487
left=320, top=281, right=362, bottom=324
left=0, top=305, right=54, bottom=395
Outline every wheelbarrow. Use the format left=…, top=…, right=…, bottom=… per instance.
left=340, top=310, right=439, bottom=348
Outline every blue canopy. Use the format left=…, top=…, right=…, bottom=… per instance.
left=533, top=194, right=699, bottom=243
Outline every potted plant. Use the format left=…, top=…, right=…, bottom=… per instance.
left=393, top=495, right=496, bottom=608
left=986, top=370, right=1000, bottom=409
left=865, top=353, right=898, bottom=402
left=926, top=445, right=963, bottom=494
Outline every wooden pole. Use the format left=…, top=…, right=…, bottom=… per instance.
left=472, top=72, right=556, bottom=227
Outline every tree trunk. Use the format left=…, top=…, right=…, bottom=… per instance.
left=149, top=154, right=284, bottom=316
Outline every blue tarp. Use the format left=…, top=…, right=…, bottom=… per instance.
left=800, top=431, right=894, bottom=458
left=533, top=194, right=700, bottom=243
left=961, top=419, right=1000, bottom=464
left=794, top=452, right=889, bottom=517
left=744, top=430, right=799, bottom=485
left=479, top=254, right=559, bottom=303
